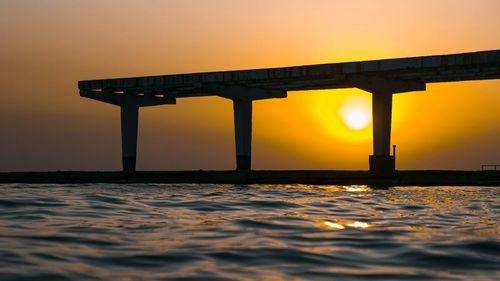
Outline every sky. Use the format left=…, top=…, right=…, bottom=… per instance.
left=0, top=0, right=499, bottom=171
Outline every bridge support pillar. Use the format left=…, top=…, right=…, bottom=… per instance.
left=348, top=75, right=426, bottom=174
left=369, top=92, right=395, bottom=174
left=80, top=90, right=176, bottom=172
left=212, top=85, right=286, bottom=171
left=233, top=98, right=252, bottom=171
left=121, top=103, right=139, bottom=172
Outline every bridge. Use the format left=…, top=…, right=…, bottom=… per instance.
left=78, top=50, right=500, bottom=173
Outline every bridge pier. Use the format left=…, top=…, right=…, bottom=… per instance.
left=370, top=92, right=395, bottom=174
left=348, top=75, right=426, bottom=174
left=233, top=98, right=252, bottom=170
left=214, top=85, right=287, bottom=171
left=80, top=90, right=175, bottom=172
left=121, top=103, right=139, bottom=172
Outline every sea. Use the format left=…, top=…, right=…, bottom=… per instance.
left=0, top=184, right=498, bottom=281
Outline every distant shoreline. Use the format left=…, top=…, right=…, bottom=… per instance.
left=1, top=170, right=499, bottom=187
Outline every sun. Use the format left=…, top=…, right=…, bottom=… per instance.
left=339, top=98, right=371, bottom=130
left=343, top=109, right=370, bottom=130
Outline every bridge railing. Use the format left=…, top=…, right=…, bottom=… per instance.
left=481, top=165, right=500, bottom=171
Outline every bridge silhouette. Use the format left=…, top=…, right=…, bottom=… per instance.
left=78, top=50, right=500, bottom=173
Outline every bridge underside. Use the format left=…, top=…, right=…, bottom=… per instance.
left=78, top=50, right=500, bottom=173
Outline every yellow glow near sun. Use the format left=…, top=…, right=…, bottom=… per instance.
left=306, top=89, right=373, bottom=143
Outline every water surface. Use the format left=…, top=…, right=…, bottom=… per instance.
left=0, top=184, right=498, bottom=280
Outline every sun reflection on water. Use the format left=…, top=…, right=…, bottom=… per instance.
left=324, top=221, right=345, bottom=230
left=347, top=221, right=371, bottom=228
left=342, top=185, right=372, bottom=192
left=323, top=220, right=372, bottom=230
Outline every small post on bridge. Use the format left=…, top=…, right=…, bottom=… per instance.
left=393, top=144, right=397, bottom=170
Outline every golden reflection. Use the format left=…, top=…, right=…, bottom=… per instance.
left=315, top=185, right=372, bottom=193
left=324, top=221, right=345, bottom=230
left=322, top=220, right=372, bottom=230
left=342, top=185, right=372, bottom=192
left=347, top=221, right=371, bottom=228
left=316, top=185, right=343, bottom=192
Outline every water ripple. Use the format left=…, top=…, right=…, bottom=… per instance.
left=0, top=184, right=498, bottom=281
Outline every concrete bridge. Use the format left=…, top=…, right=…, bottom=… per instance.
left=78, top=50, right=500, bottom=173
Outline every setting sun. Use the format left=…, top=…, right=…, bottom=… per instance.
left=341, top=108, right=370, bottom=130
left=339, top=94, right=372, bottom=131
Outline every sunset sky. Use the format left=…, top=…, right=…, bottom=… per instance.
left=1, top=0, right=499, bottom=171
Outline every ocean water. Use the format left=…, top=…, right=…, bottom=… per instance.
left=0, top=184, right=498, bottom=281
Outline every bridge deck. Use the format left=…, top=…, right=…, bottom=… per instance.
left=79, top=50, right=500, bottom=98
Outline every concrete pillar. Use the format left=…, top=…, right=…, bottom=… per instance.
left=370, top=92, right=395, bottom=173
left=121, top=104, right=139, bottom=172
left=372, top=92, right=392, bottom=156
left=81, top=90, right=176, bottom=172
left=233, top=98, right=252, bottom=170
left=347, top=75, right=424, bottom=174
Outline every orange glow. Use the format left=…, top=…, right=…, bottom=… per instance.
left=0, top=0, right=499, bottom=171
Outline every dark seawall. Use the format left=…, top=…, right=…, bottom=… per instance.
left=1, top=170, right=499, bottom=186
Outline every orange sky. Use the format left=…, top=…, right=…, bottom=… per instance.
left=1, top=0, right=499, bottom=171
